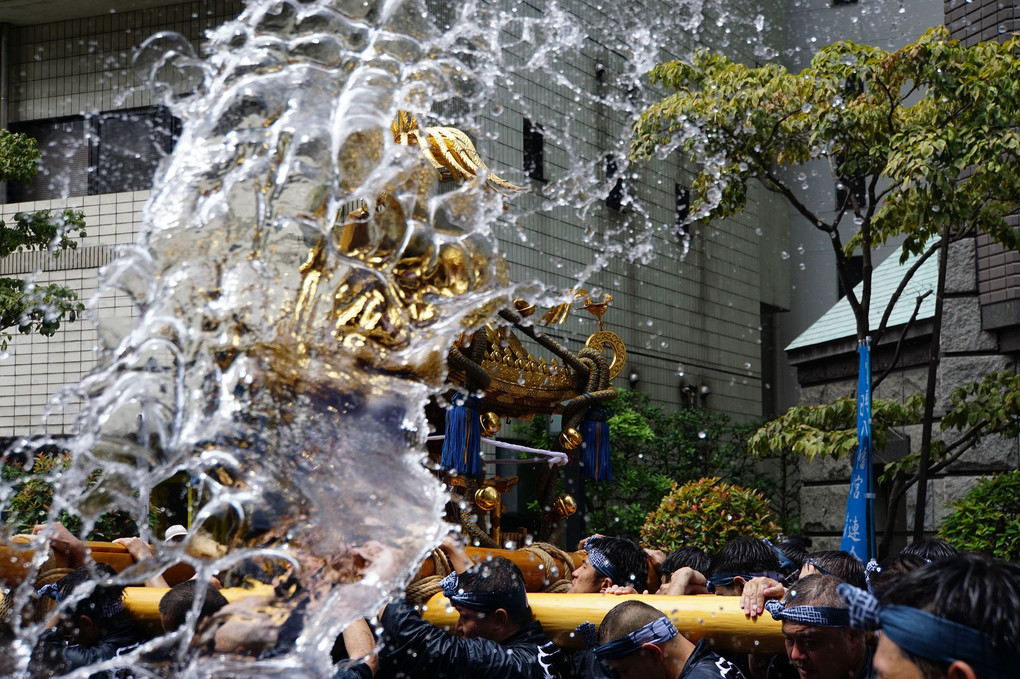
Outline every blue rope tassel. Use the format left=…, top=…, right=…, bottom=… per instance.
left=441, top=396, right=483, bottom=477
left=581, top=406, right=612, bottom=481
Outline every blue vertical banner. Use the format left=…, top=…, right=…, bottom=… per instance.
left=841, top=338, right=875, bottom=561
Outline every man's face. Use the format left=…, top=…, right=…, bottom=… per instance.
left=57, top=615, right=100, bottom=646
left=454, top=605, right=500, bottom=640
left=569, top=559, right=607, bottom=593
left=873, top=634, right=927, bottom=679
left=783, top=621, right=863, bottom=679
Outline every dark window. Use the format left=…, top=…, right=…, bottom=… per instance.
left=760, top=303, right=780, bottom=417
left=606, top=154, right=625, bottom=211
left=5, top=106, right=179, bottom=203
left=92, top=107, right=178, bottom=194
left=7, top=117, right=89, bottom=202
left=522, top=118, right=544, bottom=181
left=838, top=254, right=864, bottom=299
left=675, top=183, right=690, bottom=241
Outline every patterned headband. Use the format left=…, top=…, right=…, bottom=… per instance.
left=584, top=538, right=632, bottom=587
left=839, top=584, right=1020, bottom=679
left=440, top=571, right=529, bottom=613
left=591, top=616, right=679, bottom=660
left=764, top=600, right=850, bottom=627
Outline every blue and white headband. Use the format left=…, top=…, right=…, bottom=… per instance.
left=764, top=599, right=850, bottom=627
left=38, top=583, right=63, bottom=602
left=584, top=538, right=633, bottom=587
left=839, top=584, right=1020, bottom=679
left=38, top=582, right=126, bottom=619
left=864, top=559, right=881, bottom=592
left=707, top=570, right=781, bottom=593
left=439, top=571, right=528, bottom=613
left=763, top=538, right=797, bottom=572
left=589, top=615, right=679, bottom=660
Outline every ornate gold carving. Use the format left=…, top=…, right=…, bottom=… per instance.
left=584, top=331, right=627, bottom=381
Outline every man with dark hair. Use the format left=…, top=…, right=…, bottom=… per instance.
left=662, top=547, right=712, bottom=582
left=799, top=551, right=867, bottom=590
left=707, top=537, right=781, bottom=596
left=898, top=539, right=957, bottom=564
left=569, top=536, right=649, bottom=594
left=591, top=599, right=745, bottom=679
left=378, top=556, right=551, bottom=679
left=158, top=579, right=229, bottom=633
left=767, top=574, right=872, bottom=679
left=840, top=553, right=1020, bottom=679
left=865, top=554, right=926, bottom=597
left=30, top=564, right=143, bottom=676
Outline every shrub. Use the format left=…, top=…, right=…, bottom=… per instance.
left=2, top=452, right=140, bottom=540
left=937, top=471, right=1020, bottom=560
left=640, top=477, right=781, bottom=553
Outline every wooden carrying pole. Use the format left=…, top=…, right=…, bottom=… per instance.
left=111, top=588, right=782, bottom=654
left=421, top=592, right=783, bottom=654
left=1, top=539, right=580, bottom=592
left=0, top=536, right=194, bottom=587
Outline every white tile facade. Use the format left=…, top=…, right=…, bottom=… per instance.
left=1, top=0, right=784, bottom=437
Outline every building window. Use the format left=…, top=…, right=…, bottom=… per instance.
left=605, top=154, right=625, bottom=211
left=6, top=116, right=89, bottom=202
left=6, top=106, right=179, bottom=203
left=675, top=183, right=690, bottom=241
left=522, top=118, right=544, bottom=181
left=92, top=107, right=178, bottom=194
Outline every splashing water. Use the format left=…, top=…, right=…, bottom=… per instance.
left=1, top=0, right=776, bottom=675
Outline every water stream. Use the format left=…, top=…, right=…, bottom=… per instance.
left=0, top=0, right=773, bottom=675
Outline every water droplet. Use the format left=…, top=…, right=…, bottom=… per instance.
left=780, top=251, right=790, bottom=260
left=698, top=431, right=706, bottom=439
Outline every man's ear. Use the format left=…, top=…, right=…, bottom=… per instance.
left=946, top=661, right=977, bottom=679
left=491, top=608, right=509, bottom=627
left=598, top=577, right=614, bottom=593
left=640, top=643, right=664, bottom=663
left=732, top=576, right=748, bottom=589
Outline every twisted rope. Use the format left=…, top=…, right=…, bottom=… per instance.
left=405, top=547, right=453, bottom=607
left=522, top=542, right=575, bottom=592
left=0, top=566, right=73, bottom=629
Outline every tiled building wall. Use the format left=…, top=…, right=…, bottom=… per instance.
left=8, top=0, right=242, bottom=122
left=1, top=0, right=785, bottom=437
left=945, top=0, right=1020, bottom=315
left=0, top=192, right=147, bottom=434
left=476, top=0, right=785, bottom=418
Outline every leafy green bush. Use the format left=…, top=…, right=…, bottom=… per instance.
left=2, top=453, right=140, bottom=540
left=586, top=391, right=783, bottom=538
left=512, top=391, right=796, bottom=540
left=937, top=471, right=1020, bottom=560
left=640, top=477, right=780, bottom=553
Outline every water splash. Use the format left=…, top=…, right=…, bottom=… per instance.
left=1, top=0, right=776, bottom=674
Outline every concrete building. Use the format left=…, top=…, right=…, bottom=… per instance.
left=0, top=1, right=785, bottom=437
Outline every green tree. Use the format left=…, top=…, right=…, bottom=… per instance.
left=633, top=28, right=1020, bottom=542
left=0, top=129, right=87, bottom=349
left=749, top=371, right=1020, bottom=554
